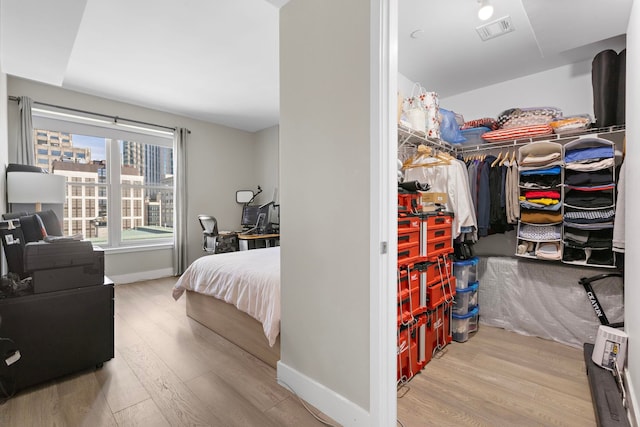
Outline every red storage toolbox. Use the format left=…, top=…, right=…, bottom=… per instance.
left=413, top=313, right=430, bottom=369
left=397, top=241, right=420, bottom=265
left=398, top=192, right=421, bottom=215
left=397, top=287, right=423, bottom=326
left=428, top=302, right=452, bottom=355
left=426, top=276, right=456, bottom=310
left=421, top=256, right=453, bottom=287
left=397, top=328, right=418, bottom=383
left=398, top=229, right=420, bottom=246
left=424, top=225, right=452, bottom=242
left=397, top=317, right=423, bottom=383
left=397, top=215, right=420, bottom=232
left=421, top=235, right=453, bottom=259
left=419, top=211, right=454, bottom=229
left=422, top=313, right=435, bottom=365
left=397, top=263, right=420, bottom=295
left=418, top=211, right=453, bottom=259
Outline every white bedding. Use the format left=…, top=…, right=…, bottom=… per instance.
left=172, top=247, right=280, bottom=346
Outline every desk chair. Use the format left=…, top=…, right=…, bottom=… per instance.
left=197, top=215, right=219, bottom=254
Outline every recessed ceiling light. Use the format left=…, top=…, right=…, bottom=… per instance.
left=410, top=29, right=424, bottom=39
left=478, top=0, right=494, bottom=21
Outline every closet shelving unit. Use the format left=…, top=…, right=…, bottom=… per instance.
left=562, top=137, right=617, bottom=269
left=398, top=124, right=625, bottom=269
left=515, top=141, right=564, bottom=261
left=400, top=123, right=625, bottom=158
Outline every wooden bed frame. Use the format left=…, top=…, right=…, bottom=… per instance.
left=185, top=290, right=281, bottom=368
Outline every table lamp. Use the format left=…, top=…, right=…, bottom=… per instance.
left=7, top=171, right=66, bottom=211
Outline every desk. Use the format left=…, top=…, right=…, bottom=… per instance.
left=237, top=233, right=280, bottom=251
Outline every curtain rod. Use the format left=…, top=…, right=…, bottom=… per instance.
left=9, top=95, right=189, bottom=133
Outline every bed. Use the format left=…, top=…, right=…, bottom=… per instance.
left=172, top=247, right=281, bottom=367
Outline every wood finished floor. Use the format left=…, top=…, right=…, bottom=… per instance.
left=0, top=277, right=596, bottom=427
left=397, top=325, right=597, bottom=427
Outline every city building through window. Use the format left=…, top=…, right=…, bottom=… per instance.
left=33, top=114, right=175, bottom=249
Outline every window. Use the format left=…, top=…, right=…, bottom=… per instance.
left=33, top=114, right=175, bottom=249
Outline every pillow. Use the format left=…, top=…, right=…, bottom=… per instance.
left=18, top=215, right=44, bottom=243
left=497, top=107, right=562, bottom=129
left=35, top=209, right=62, bottom=236
left=9, top=210, right=62, bottom=243
left=482, top=124, right=554, bottom=142
left=461, top=118, right=499, bottom=130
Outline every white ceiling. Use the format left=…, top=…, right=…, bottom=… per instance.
left=399, top=0, right=631, bottom=97
left=0, top=0, right=633, bottom=132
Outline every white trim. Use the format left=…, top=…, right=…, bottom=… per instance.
left=369, top=0, right=397, bottom=426
left=624, top=368, right=638, bottom=427
left=277, top=361, right=370, bottom=427
left=32, top=108, right=174, bottom=139
left=108, top=267, right=174, bottom=284
left=102, top=242, right=173, bottom=254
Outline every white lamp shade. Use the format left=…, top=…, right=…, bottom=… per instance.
left=7, top=172, right=66, bottom=204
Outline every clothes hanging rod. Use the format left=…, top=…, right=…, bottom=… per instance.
left=8, top=95, right=188, bottom=133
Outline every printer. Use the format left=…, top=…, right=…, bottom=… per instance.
left=23, top=240, right=104, bottom=294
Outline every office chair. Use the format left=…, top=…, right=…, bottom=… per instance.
left=197, top=215, right=219, bottom=254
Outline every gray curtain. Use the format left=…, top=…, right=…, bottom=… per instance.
left=17, top=96, right=35, bottom=165
left=173, top=127, right=188, bottom=275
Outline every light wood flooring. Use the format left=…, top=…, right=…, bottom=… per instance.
left=0, top=277, right=596, bottom=427
left=0, top=277, right=334, bottom=427
left=397, top=325, right=597, bottom=427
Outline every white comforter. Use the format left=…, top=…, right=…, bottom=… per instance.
left=172, top=247, right=280, bottom=346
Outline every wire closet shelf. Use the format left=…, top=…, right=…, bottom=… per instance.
left=398, top=124, right=626, bottom=159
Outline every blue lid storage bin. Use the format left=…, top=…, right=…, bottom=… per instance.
left=453, top=257, right=478, bottom=290
left=459, top=126, right=491, bottom=145
left=453, top=281, right=478, bottom=315
left=452, top=306, right=479, bottom=343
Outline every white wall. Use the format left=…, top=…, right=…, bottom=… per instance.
left=0, top=72, right=7, bottom=216
left=254, top=125, right=279, bottom=205
left=440, top=61, right=593, bottom=119
left=440, top=55, right=623, bottom=122
left=279, top=0, right=372, bottom=424
left=6, top=76, right=260, bottom=275
left=625, top=1, right=639, bottom=420
left=0, top=59, right=8, bottom=275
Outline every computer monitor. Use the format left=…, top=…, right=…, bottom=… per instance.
left=241, top=205, right=260, bottom=227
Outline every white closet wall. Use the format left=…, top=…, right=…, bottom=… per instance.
left=624, top=1, right=639, bottom=419
left=399, top=33, right=625, bottom=124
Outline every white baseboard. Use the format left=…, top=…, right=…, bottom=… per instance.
left=108, top=268, right=174, bottom=284
left=277, top=361, right=369, bottom=427
left=624, top=368, right=638, bottom=427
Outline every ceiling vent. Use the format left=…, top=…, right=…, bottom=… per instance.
left=476, top=16, right=515, bottom=41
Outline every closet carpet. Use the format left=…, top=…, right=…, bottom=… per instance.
left=0, top=277, right=596, bottom=426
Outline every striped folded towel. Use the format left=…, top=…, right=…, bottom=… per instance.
left=482, top=124, right=554, bottom=142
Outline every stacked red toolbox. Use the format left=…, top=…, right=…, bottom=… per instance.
left=397, top=191, right=455, bottom=384
left=397, top=315, right=425, bottom=384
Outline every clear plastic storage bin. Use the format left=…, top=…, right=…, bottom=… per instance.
left=453, top=281, right=478, bottom=315
left=452, top=257, right=478, bottom=290
left=452, top=306, right=479, bottom=343
left=468, top=281, right=479, bottom=308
